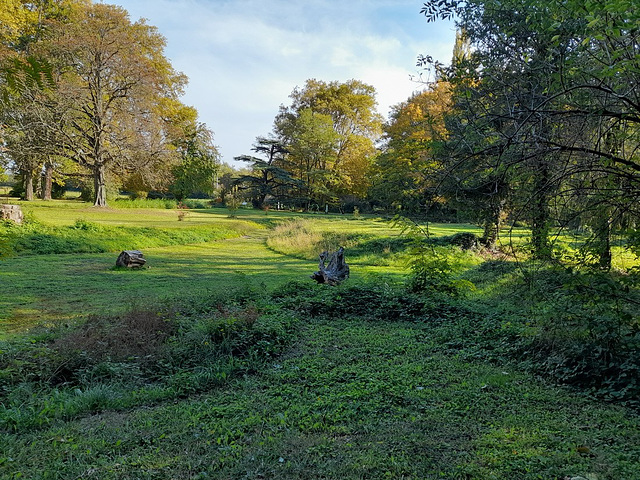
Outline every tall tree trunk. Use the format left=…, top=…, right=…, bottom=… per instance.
left=42, top=161, right=53, bottom=200
left=481, top=196, right=504, bottom=249
left=94, top=163, right=108, bottom=207
left=482, top=219, right=499, bottom=249
left=24, top=170, right=34, bottom=201
left=531, top=160, right=551, bottom=259
left=595, top=212, right=612, bottom=271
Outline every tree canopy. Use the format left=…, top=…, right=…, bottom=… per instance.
left=273, top=79, right=383, bottom=209
left=412, top=0, right=640, bottom=264
left=0, top=0, right=214, bottom=205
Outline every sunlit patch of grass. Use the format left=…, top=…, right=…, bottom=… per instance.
left=16, top=200, right=262, bottom=230
left=266, top=217, right=484, bottom=267
left=0, top=211, right=260, bottom=258
left=0, top=235, right=314, bottom=334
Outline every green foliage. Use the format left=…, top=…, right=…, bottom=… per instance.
left=518, top=268, right=640, bottom=406
left=169, top=124, right=220, bottom=201
left=446, top=264, right=640, bottom=408
left=393, top=215, right=476, bottom=294
left=273, top=280, right=435, bottom=322
left=234, top=137, right=299, bottom=208
left=274, top=79, right=383, bottom=207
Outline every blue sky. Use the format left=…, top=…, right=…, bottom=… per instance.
left=112, top=0, right=456, bottom=165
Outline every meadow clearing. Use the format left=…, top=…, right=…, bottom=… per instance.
left=1, top=199, right=639, bottom=479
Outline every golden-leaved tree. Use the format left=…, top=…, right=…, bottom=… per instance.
left=48, top=2, right=187, bottom=206
left=275, top=79, right=383, bottom=208
left=369, top=81, right=451, bottom=214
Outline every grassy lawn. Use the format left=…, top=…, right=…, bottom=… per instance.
left=3, top=316, right=639, bottom=479
left=1, top=200, right=639, bottom=479
left=0, top=204, right=410, bottom=334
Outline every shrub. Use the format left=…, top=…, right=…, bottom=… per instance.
left=272, top=280, right=465, bottom=323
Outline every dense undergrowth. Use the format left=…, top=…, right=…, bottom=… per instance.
left=465, top=263, right=640, bottom=407
left=0, top=217, right=252, bottom=257
left=267, top=216, right=640, bottom=407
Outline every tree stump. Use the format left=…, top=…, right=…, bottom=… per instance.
left=0, top=205, right=23, bottom=224
left=116, top=250, right=146, bottom=268
left=311, top=247, right=349, bottom=285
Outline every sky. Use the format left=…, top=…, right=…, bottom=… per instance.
left=112, top=0, right=457, bottom=166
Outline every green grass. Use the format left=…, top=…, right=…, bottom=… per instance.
left=0, top=234, right=311, bottom=334
left=0, top=205, right=409, bottom=334
left=1, top=200, right=639, bottom=479
left=2, top=315, right=639, bottom=479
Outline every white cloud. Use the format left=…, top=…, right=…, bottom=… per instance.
left=115, top=0, right=456, bottom=163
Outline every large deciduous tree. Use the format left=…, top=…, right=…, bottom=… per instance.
left=47, top=2, right=186, bottom=206
left=0, top=0, right=77, bottom=200
left=421, top=0, right=640, bottom=264
left=275, top=79, right=383, bottom=208
left=169, top=122, right=220, bottom=201
left=369, top=82, right=451, bottom=214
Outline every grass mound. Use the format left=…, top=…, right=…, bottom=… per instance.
left=0, top=217, right=253, bottom=257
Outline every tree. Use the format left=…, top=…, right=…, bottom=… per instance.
left=274, top=79, right=383, bottom=207
left=276, top=108, right=340, bottom=209
left=1, top=86, right=55, bottom=200
left=234, top=136, right=299, bottom=208
left=369, top=82, right=451, bottom=214
left=44, top=2, right=187, bottom=206
left=0, top=0, right=72, bottom=200
left=169, top=123, right=220, bottom=201
left=420, top=0, right=640, bottom=262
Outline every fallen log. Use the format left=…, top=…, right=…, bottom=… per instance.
left=311, top=247, right=349, bottom=285
left=116, top=250, right=146, bottom=268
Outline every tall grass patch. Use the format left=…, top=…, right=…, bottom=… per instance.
left=267, top=217, right=410, bottom=266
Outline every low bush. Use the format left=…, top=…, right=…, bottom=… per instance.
left=450, top=264, right=640, bottom=408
